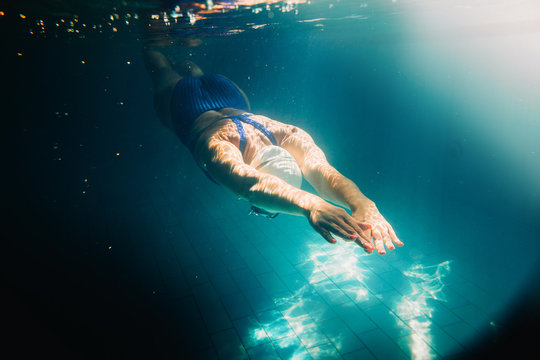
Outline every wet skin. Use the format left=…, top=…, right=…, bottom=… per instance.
left=143, top=49, right=403, bottom=254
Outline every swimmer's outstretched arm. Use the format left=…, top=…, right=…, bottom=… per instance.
left=280, top=126, right=404, bottom=254
left=197, top=138, right=376, bottom=252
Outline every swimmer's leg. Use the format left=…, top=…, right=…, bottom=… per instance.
left=143, top=50, right=181, bottom=130
left=143, top=50, right=207, bottom=130
left=143, top=49, right=181, bottom=91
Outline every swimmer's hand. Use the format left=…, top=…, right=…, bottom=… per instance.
left=308, top=200, right=375, bottom=252
left=352, top=201, right=404, bottom=255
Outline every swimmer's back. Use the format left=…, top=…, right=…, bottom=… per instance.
left=189, top=110, right=296, bottom=168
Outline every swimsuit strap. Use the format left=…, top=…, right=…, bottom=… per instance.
left=230, top=114, right=277, bottom=154
left=231, top=117, right=247, bottom=154
left=237, top=114, right=278, bottom=145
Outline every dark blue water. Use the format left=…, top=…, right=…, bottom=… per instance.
left=3, top=1, right=540, bottom=359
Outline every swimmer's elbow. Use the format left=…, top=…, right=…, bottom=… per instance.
left=244, top=173, right=295, bottom=206
left=223, top=164, right=261, bottom=200
left=243, top=174, right=274, bottom=203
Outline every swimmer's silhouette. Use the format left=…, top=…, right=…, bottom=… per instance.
left=143, top=49, right=403, bottom=254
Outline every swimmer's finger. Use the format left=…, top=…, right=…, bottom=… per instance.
left=352, top=221, right=372, bottom=241
left=327, top=221, right=355, bottom=241
left=357, top=222, right=372, bottom=231
left=388, top=223, right=404, bottom=247
left=383, top=229, right=395, bottom=251
left=354, top=222, right=375, bottom=251
left=349, top=221, right=374, bottom=252
left=314, top=225, right=336, bottom=244
left=372, top=228, right=386, bottom=255
left=346, top=218, right=364, bottom=238
left=335, top=219, right=359, bottom=241
left=354, top=237, right=374, bottom=254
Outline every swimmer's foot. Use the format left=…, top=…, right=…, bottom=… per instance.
left=143, top=49, right=174, bottom=74
left=176, top=38, right=203, bottom=47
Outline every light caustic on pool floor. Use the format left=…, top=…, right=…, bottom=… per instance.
left=249, top=241, right=452, bottom=359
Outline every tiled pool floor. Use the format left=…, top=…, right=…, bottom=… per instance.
left=130, top=170, right=500, bottom=360
left=91, top=139, right=504, bottom=360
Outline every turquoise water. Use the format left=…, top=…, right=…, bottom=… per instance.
left=3, top=1, right=540, bottom=359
